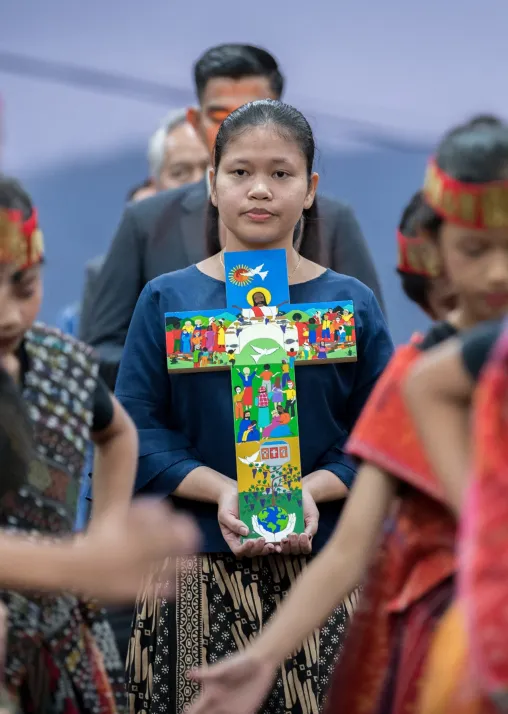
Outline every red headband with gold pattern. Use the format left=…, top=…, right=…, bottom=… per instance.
left=397, top=230, right=440, bottom=278
left=424, top=158, right=508, bottom=229
left=0, top=207, right=44, bottom=270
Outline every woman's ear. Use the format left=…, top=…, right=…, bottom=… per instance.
left=209, top=168, right=217, bottom=207
left=303, top=172, right=319, bottom=210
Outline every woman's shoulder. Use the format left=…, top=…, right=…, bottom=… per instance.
left=322, top=268, right=376, bottom=296
left=148, top=265, right=203, bottom=294
left=25, top=322, right=99, bottom=377
left=146, top=265, right=226, bottom=313
left=293, top=268, right=375, bottom=309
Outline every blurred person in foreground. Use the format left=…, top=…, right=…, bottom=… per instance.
left=81, top=43, right=384, bottom=370
left=0, top=176, right=200, bottom=714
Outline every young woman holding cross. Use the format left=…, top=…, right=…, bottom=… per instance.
left=117, top=99, right=393, bottom=714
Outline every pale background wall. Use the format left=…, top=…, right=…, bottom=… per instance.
left=1, top=0, right=505, bottom=342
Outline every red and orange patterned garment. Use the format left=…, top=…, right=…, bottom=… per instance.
left=325, top=325, right=458, bottom=714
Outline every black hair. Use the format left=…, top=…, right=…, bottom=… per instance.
left=0, top=367, right=32, bottom=498
left=205, top=99, right=322, bottom=263
left=421, top=122, right=508, bottom=240
left=0, top=176, right=33, bottom=219
left=98, top=360, right=119, bottom=393
left=396, top=191, right=436, bottom=311
left=464, top=114, right=504, bottom=129
left=126, top=178, right=153, bottom=202
left=193, top=44, right=284, bottom=101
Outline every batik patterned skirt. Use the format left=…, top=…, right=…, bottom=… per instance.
left=126, top=553, right=358, bottom=714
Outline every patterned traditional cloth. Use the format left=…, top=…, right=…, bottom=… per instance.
left=126, top=553, right=359, bottom=714
left=324, top=340, right=457, bottom=714
left=418, top=322, right=508, bottom=714
left=461, top=323, right=508, bottom=707
left=0, top=323, right=126, bottom=714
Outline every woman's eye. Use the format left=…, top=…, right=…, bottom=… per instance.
left=459, top=240, right=487, bottom=257
left=232, top=169, right=248, bottom=177
left=16, top=285, right=35, bottom=299
left=464, top=246, right=486, bottom=257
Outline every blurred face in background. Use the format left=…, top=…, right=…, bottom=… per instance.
left=0, top=262, right=43, bottom=362
left=156, top=121, right=209, bottom=190
left=187, top=77, right=277, bottom=157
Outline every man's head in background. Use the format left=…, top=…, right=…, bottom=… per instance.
left=187, top=44, right=284, bottom=156
left=148, top=109, right=209, bottom=191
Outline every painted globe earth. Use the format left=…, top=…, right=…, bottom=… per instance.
left=256, top=506, right=289, bottom=534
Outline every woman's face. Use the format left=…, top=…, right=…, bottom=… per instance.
left=439, top=222, right=508, bottom=323
left=0, top=263, right=43, bottom=360
left=210, top=125, right=318, bottom=250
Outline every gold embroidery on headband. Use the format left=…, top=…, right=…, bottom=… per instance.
left=397, top=244, right=404, bottom=269
left=0, top=212, right=24, bottom=266
left=442, top=189, right=456, bottom=218
left=425, top=158, right=508, bottom=228
left=30, top=229, right=44, bottom=265
left=422, top=243, right=441, bottom=278
left=482, top=186, right=508, bottom=229
left=406, top=244, right=423, bottom=273
left=459, top=193, right=477, bottom=224
left=424, top=163, right=443, bottom=206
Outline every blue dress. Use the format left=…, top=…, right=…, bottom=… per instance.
left=117, top=265, right=393, bottom=553
left=117, top=265, right=393, bottom=714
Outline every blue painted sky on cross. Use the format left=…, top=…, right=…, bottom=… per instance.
left=224, top=249, right=290, bottom=309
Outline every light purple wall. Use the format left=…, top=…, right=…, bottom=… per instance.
left=2, top=0, right=506, bottom=342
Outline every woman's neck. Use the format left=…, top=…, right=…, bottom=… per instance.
left=222, top=227, right=295, bottom=259
left=197, top=249, right=325, bottom=285
left=197, top=227, right=325, bottom=284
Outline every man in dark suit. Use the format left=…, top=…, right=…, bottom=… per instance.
left=81, top=44, right=384, bottom=363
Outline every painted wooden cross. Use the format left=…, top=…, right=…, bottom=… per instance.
left=165, top=250, right=357, bottom=542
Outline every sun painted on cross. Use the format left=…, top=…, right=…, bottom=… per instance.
left=228, top=265, right=253, bottom=287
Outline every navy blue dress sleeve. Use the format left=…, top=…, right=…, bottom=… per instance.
left=315, top=291, right=394, bottom=488
left=115, top=282, right=205, bottom=494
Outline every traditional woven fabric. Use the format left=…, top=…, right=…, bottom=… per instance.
left=324, top=340, right=456, bottom=714
left=0, top=324, right=126, bottom=714
left=127, top=553, right=358, bottom=714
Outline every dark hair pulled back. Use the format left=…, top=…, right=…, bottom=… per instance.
left=205, top=99, right=322, bottom=264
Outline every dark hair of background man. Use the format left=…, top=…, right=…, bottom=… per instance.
left=193, top=44, right=285, bottom=101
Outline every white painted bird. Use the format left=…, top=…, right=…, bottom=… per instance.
left=251, top=345, right=278, bottom=363
left=244, top=264, right=268, bottom=281
left=238, top=451, right=261, bottom=465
